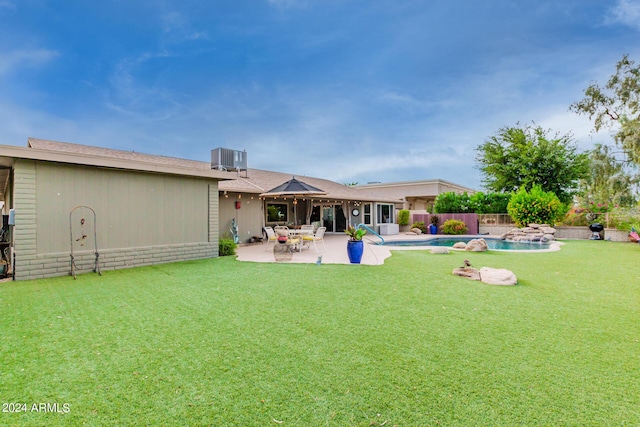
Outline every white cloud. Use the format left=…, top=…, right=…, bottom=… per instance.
left=606, top=0, right=640, bottom=30
left=160, top=11, right=209, bottom=41
left=537, top=107, right=613, bottom=150
left=375, top=90, right=432, bottom=114
left=104, top=50, right=184, bottom=120
left=324, top=150, right=467, bottom=183
left=0, top=101, right=80, bottom=146
left=0, top=48, right=58, bottom=75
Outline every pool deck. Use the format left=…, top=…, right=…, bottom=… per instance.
left=235, top=233, right=558, bottom=266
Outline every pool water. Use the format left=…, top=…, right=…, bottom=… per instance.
left=383, top=237, right=551, bottom=251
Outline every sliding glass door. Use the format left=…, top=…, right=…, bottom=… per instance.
left=322, top=206, right=334, bottom=232
left=377, top=203, right=394, bottom=224
left=314, top=204, right=347, bottom=233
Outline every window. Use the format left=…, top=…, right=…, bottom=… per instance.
left=377, top=204, right=393, bottom=224
left=363, top=203, right=372, bottom=225
left=266, top=203, right=288, bottom=222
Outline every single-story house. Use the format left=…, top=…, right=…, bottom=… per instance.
left=0, top=139, right=475, bottom=280
left=355, top=179, right=476, bottom=212
left=218, top=168, right=403, bottom=243
left=0, top=138, right=233, bottom=280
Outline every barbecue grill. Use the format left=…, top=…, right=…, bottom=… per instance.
left=588, top=223, right=604, bottom=240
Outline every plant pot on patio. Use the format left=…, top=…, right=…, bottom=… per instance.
left=345, top=225, right=366, bottom=264
left=429, top=215, right=439, bottom=234
left=347, top=241, right=364, bottom=264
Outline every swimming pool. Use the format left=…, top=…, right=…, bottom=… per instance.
left=383, top=237, right=552, bottom=251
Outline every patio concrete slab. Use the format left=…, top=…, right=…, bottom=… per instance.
left=235, top=234, right=393, bottom=265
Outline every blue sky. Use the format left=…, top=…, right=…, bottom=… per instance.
left=1, top=0, right=640, bottom=189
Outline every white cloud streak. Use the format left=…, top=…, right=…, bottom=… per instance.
left=606, top=0, right=640, bottom=30
left=160, top=11, right=209, bottom=41
left=0, top=48, right=58, bottom=75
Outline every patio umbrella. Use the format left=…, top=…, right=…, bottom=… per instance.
left=260, top=177, right=326, bottom=225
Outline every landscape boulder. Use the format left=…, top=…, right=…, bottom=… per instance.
left=479, top=267, right=517, bottom=286
left=452, top=267, right=480, bottom=280
left=430, top=247, right=450, bottom=254
left=452, top=242, right=468, bottom=249
left=465, top=238, right=488, bottom=252
left=503, top=225, right=556, bottom=242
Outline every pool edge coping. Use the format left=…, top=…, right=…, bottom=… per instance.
left=374, top=234, right=564, bottom=253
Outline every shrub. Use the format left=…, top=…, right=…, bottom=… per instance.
left=434, top=192, right=472, bottom=213
left=442, top=219, right=468, bottom=235
left=397, top=209, right=410, bottom=226
left=435, top=191, right=510, bottom=214
left=410, top=221, right=427, bottom=233
left=507, top=185, right=567, bottom=227
left=470, top=192, right=511, bottom=214
left=219, top=238, right=237, bottom=256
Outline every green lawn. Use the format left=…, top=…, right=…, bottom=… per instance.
left=1, top=240, right=639, bottom=426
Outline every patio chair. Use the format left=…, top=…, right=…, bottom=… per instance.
left=273, top=225, right=289, bottom=241
left=297, top=225, right=315, bottom=251
left=274, top=225, right=289, bottom=235
left=302, top=226, right=326, bottom=253
left=264, top=226, right=277, bottom=251
left=301, top=224, right=315, bottom=233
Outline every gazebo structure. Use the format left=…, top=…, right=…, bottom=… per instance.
left=260, top=177, right=326, bottom=226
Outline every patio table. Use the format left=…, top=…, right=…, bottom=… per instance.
left=287, top=229, right=312, bottom=251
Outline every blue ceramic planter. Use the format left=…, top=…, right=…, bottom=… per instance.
left=429, top=223, right=438, bottom=234
left=347, top=240, right=364, bottom=264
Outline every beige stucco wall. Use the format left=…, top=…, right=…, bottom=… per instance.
left=12, top=159, right=220, bottom=280
left=219, top=194, right=264, bottom=242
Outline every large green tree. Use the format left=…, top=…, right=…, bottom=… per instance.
left=571, top=54, right=640, bottom=165
left=577, top=144, right=637, bottom=208
left=476, top=123, right=590, bottom=204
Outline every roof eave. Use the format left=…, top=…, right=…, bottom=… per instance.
left=0, top=144, right=236, bottom=180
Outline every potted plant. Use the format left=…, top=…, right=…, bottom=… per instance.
left=345, top=225, right=366, bottom=264
left=429, top=215, right=439, bottom=234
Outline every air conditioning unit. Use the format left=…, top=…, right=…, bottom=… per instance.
left=211, top=148, right=247, bottom=172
